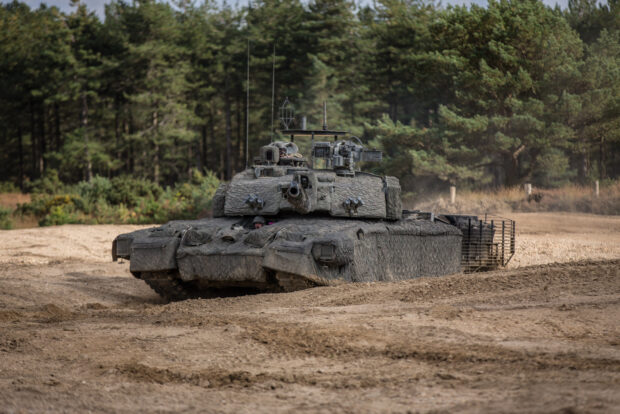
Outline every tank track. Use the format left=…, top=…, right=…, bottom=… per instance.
left=137, top=270, right=321, bottom=301
left=140, top=271, right=203, bottom=302
left=275, top=272, right=321, bottom=292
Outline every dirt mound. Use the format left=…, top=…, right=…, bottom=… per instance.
left=0, top=310, right=22, bottom=322
left=117, top=362, right=258, bottom=388
left=36, top=304, right=74, bottom=322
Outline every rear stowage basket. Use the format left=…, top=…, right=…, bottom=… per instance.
left=440, top=214, right=515, bottom=272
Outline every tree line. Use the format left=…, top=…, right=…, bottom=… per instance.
left=0, top=0, right=618, bottom=192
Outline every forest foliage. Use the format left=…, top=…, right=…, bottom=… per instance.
left=0, top=0, right=619, bottom=201
left=13, top=169, right=220, bottom=226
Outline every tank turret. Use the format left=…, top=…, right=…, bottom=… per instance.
left=213, top=132, right=401, bottom=220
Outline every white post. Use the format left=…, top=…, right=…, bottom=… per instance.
left=450, top=186, right=456, bottom=205
left=524, top=183, right=532, bottom=197
left=595, top=180, right=599, bottom=198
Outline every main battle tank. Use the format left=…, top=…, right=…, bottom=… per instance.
left=112, top=110, right=515, bottom=301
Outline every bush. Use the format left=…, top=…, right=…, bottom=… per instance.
left=0, top=206, right=13, bottom=229
left=38, top=204, right=83, bottom=226
left=77, top=176, right=113, bottom=204
left=18, top=193, right=85, bottom=217
left=108, top=176, right=163, bottom=207
left=27, top=169, right=65, bottom=195
left=0, top=181, right=19, bottom=193
left=163, top=169, right=220, bottom=220
left=17, top=169, right=220, bottom=226
left=190, top=169, right=220, bottom=216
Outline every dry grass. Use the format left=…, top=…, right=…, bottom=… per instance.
left=0, top=193, right=38, bottom=229
left=409, top=181, right=620, bottom=215
left=0, top=193, right=30, bottom=209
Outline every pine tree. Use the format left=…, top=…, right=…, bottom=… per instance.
left=124, top=0, right=198, bottom=183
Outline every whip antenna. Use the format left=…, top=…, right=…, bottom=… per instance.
left=245, top=38, right=250, bottom=169
left=270, top=43, right=276, bottom=142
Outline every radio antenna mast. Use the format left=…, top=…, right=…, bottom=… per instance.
left=270, top=43, right=276, bottom=142
left=245, top=38, right=250, bottom=169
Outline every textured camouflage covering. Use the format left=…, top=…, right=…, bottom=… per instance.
left=221, top=167, right=402, bottom=219
left=114, top=215, right=461, bottom=294
left=112, top=139, right=467, bottom=300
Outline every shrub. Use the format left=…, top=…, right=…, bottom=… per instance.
left=162, top=169, right=220, bottom=220
left=17, top=169, right=220, bottom=226
left=191, top=169, right=220, bottom=216
left=38, top=204, right=82, bottom=226
left=77, top=176, right=113, bottom=204
left=0, top=206, right=13, bottom=229
left=108, top=176, right=164, bottom=207
left=27, top=169, right=65, bottom=195
left=134, top=198, right=169, bottom=224
left=18, top=193, right=84, bottom=216
left=0, top=182, right=19, bottom=193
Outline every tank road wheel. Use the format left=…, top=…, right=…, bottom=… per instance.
left=140, top=271, right=201, bottom=302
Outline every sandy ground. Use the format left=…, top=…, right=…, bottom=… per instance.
left=0, top=213, right=619, bottom=413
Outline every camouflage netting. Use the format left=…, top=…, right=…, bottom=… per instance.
left=118, top=216, right=461, bottom=289
left=113, top=139, right=467, bottom=298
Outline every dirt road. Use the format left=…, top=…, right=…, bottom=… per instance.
left=0, top=213, right=619, bottom=413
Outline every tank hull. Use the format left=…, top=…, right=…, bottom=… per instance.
left=113, top=216, right=462, bottom=300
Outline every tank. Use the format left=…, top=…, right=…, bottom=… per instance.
left=112, top=108, right=515, bottom=301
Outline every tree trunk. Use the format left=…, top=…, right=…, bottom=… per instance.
left=201, top=124, right=207, bottom=171
left=225, top=94, right=232, bottom=181
left=389, top=98, right=397, bottom=122
left=188, top=144, right=192, bottom=180
left=236, top=95, right=242, bottom=172
left=54, top=102, right=61, bottom=150
left=578, top=151, right=588, bottom=184
left=503, top=155, right=518, bottom=187
left=209, top=101, right=217, bottom=174
left=503, top=144, right=525, bottom=187
left=18, top=125, right=24, bottom=191
left=82, top=93, right=92, bottom=181
left=38, top=102, right=45, bottom=174
left=127, top=104, right=134, bottom=173
left=123, top=115, right=130, bottom=173
left=492, top=163, right=502, bottom=187
left=115, top=95, right=121, bottom=161
left=153, top=110, right=159, bottom=183
left=30, top=99, right=37, bottom=178
left=599, top=136, right=606, bottom=180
